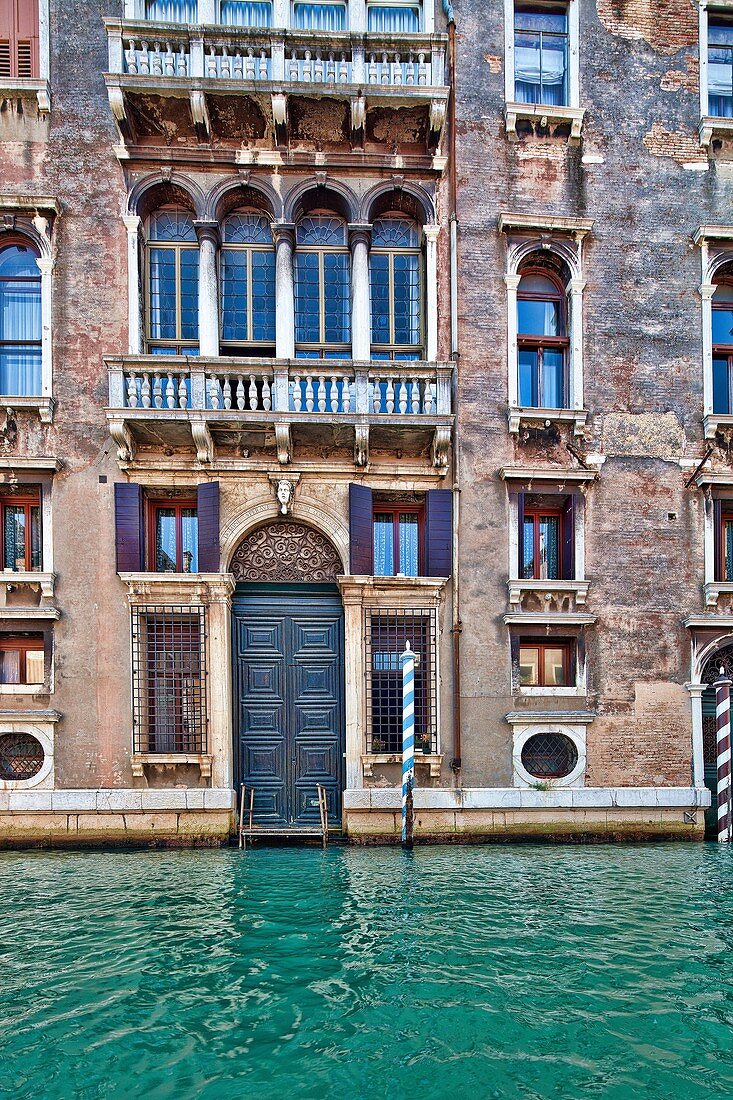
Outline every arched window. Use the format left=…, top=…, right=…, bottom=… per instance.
left=220, top=211, right=276, bottom=356
left=294, top=213, right=350, bottom=358
left=517, top=268, right=568, bottom=408
left=0, top=243, right=41, bottom=397
left=370, top=216, right=422, bottom=360
left=146, top=207, right=199, bottom=356
left=713, top=278, right=733, bottom=414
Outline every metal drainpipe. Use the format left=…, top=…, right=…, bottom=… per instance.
left=444, top=1, right=462, bottom=775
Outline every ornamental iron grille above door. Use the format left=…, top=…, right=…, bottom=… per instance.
left=230, top=521, right=342, bottom=582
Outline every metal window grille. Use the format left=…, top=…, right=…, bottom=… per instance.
left=0, top=732, right=44, bottom=781
left=364, top=607, right=436, bottom=755
left=521, top=732, right=577, bottom=779
left=131, top=605, right=208, bottom=754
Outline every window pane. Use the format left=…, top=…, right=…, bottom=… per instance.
left=370, top=253, right=391, bottom=344
left=181, top=509, right=198, bottom=574
left=522, top=516, right=535, bottom=578
left=180, top=250, right=199, bottom=340
left=726, top=519, right=733, bottom=582
left=30, top=506, right=41, bottom=571
left=393, top=254, right=421, bottom=346
left=0, top=649, right=20, bottom=684
left=714, top=357, right=731, bottom=415
left=398, top=513, right=419, bottom=576
left=541, top=349, right=564, bottom=408
left=713, top=307, right=733, bottom=345
left=4, top=506, right=26, bottom=571
left=155, top=509, right=177, bottom=572
left=543, top=647, right=567, bottom=686
left=149, top=210, right=197, bottom=242
left=293, top=2, right=346, bottom=30
left=373, top=513, right=394, bottom=576
left=25, top=649, right=44, bottom=685
left=518, top=297, right=560, bottom=336
left=515, top=10, right=567, bottom=34
left=145, top=0, right=197, bottom=19
left=221, top=251, right=249, bottom=342
left=367, top=4, right=420, bottom=31
left=519, top=646, right=539, bottom=686
left=251, top=251, right=276, bottom=343
left=220, top=0, right=272, bottom=26
left=0, top=346, right=42, bottom=396
left=0, top=276, right=41, bottom=342
left=149, top=248, right=177, bottom=340
left=519, top=349, right=538, bottom=406
left=538, top=515, right=559, bottom=579
left=323, top=252, right=350, bottom=344
left=294, top=253, right=321, bottom=343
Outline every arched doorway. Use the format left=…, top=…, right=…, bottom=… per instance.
left=701, top=646, right=733, bottom=836
left=230, top=521, right=344, bottom=829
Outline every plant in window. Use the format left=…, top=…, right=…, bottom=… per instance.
left=517, top=265, right=569, bottom=409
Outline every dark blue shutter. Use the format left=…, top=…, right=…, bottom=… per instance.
left=561, top=494, right=576, bottom=580
left=425, top=489, right=452, bottom=577
left=114, top=482, right=143, bottom=572
left=517, top=492, right=525, bottom=578
left=715, top=498, right=723, bottom=582
left=197, top=481, right=220, bottom=572
left=349, top=484, right=373, bottom=574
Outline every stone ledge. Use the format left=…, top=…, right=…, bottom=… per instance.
left=0, top=787, right=235, bottom=812
left=344, top=786, right=710, bottom=811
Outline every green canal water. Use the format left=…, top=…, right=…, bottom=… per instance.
left=1, top=845, right=733, bottom=1100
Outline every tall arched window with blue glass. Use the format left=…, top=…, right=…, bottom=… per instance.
left=146, top=207, right=199, bottom=355
left=713, top=275, right=733, bottom=414
left=294, top=213, right=350, bottom=359
left=220, top=210, right=275, bottom=357
left=0, top=242, right=42, bottom=397
left=517, top=259, right=570, bottom=410
left=370, top=216, right=423, bottom=361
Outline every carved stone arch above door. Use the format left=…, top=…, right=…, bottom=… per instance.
left=230, top=520, right=343, bottom=582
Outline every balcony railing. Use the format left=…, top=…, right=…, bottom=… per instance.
left=106, top=355, right=453, bottom=469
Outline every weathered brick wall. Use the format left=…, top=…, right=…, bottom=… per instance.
left=455, top=0, right=714, bottom=787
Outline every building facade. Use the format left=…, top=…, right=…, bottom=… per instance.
left=0, top=0, right=729, bottom=844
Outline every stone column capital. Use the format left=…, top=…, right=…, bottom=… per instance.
left=272, top=221, right=296, bottom=248
left=194, top=220, right=220, bottom=247
left=422, top=223, right=441, bottom=243
left=348, top=223, right=372, bottom=250
left=122, top=214, right=141, bottom=233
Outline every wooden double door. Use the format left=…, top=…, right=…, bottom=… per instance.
left=233, top=586, right=344, bottom=827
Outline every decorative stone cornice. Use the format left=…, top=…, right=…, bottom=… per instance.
left=119, top=572, right=235, bottom=603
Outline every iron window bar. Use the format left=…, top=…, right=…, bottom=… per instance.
left=364, top=606, right=437, bottom=755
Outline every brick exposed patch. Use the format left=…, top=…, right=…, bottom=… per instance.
left=661, top=55, right=699, bottom=93
left=643, top=121, right=707, bottom=164
left=596, top=0, right=697, bottom=55
left=483, top=54, right=502, bottom=73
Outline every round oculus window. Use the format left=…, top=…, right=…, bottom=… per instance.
left=0, top=732, right=44, bottom=781
left=521, top=732, right=578, bottom=780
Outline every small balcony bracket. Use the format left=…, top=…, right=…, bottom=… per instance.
left=275, top=421, right=292, bottom=465
left=431, top=425, right=451, bottom=475
left=191, top=419, right=214, bottom=464
left=109, top=416, right=136, bottom=464
left=271, top=92, right=288, bottom=146
left=190, top=90, right=210, bottom=140
left=354, top=424, right=369, bottom=468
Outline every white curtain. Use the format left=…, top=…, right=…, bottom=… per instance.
left=367, top=5, right=420, bottom=32
left=145, top=0, right=197, bottom=21
left=220, top=0, right=272, bottom=27
left=293, top=2, right=346, bottom=30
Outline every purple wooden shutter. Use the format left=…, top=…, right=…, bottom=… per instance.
left=516, top=492, right=525, bottom=578
left=349, top=484, right=373, bottom=574
left=425, top=489, right=452, bottom=577
left=197, top=481, right=220, bottom=572
left=715, top=498, right=723, bottom=582
left=562, top=494, right=576, bottom=580
left=114, top=482, right=143, bottom=572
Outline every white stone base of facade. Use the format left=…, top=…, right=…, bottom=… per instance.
left=343, top=787, right=711, bottom=842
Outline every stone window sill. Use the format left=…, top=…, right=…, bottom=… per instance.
left=0, top=684, right=49, bottom=695
left=703, top=412, right=733, bottom=440
left=505, top=101, right=585, bottom=141
left=131, top=753, right=213, bottom=777
left=0, top=78, right=50, bottom=114
left=699, top=115, right=733, bottom=147
left=704, top=581, right=733, bottom=609
left=362, top=752, right=442, bottom=778
left=0, top=571, right=55, bottom=598
left=508, top=579, right=590, bottom=609
left=516, top=686, right=586, bottom=698
left=1, top=396, right=54, bottom=424
left=508, top=406, right=588, bottom=437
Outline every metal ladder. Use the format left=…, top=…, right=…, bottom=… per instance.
left=238, top=783, right=329, bottom=849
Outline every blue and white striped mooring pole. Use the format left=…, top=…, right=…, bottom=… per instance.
left=401, top=642, right=415, bottom=850
left=715, top=667, right=733, bottom=843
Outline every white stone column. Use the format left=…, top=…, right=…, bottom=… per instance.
left=35, top=256, right=53, bottom=399
left=198, top=0, right=216, bottom=23
left=338, top=580, right=366, bottom=790
left=701, top=282, right=715, bottom=416
left=349, top=224, right=371, bottom=361
left=273, top=223, right=296, bottom=359
left=569, top=277, right=586, bottom=410
left=348, top=0, right=366, bottom=32
left=272, top=0, right=289, bottom=27
left=423, top=223, right=440, bottom=362
left=123, top=215, right=142, bottom=354
left=505, top=273, right=520, bottom=407
left=195, top=221, right=220, bottom=358
left=207, top=580, right=235, bottom=790
left=686, top=682, right=707, bottom=789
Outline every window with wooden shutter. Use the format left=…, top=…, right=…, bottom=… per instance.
left=0, top=0, right=39, bottom=79
left=196, top=481, right=219, bottom=572
left=349, top=484, right=373, bottom=575
left=114, top=483, right=144, bottom=573
left=425, top=489, right=452, bottom=577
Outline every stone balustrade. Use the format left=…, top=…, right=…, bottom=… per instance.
left=105, top=20, right=447, bottom=90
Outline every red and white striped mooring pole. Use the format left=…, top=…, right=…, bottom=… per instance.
left=714, top=667, right=733, bottom=844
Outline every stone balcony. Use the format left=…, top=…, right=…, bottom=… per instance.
left=106, top=355, right=453, bottom=469
left=104, top=19, right=449, bottom=150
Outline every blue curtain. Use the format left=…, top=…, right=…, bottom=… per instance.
left=293, top=2, right=346, bottom=30
left=220, top=0, right=272, bottom=26
left=145, top=0, right=197, bottom=21
left=367, top=5, right=420, bottom=32
left=155, top=510, right=177, bottom=572
left=398, top=513, right=418, bottom=576
left=373, top=514, right=394, bottom=576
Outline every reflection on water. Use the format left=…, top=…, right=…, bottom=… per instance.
left=1, top=845, right=733, bottom=1100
